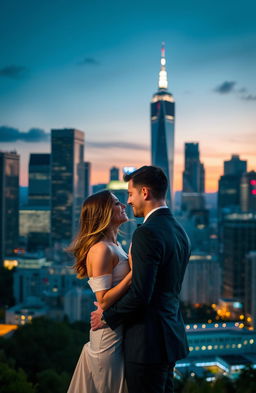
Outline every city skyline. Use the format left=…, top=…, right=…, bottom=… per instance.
left=0, top=0, right=256, bottom=191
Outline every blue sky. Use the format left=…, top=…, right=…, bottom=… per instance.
left=0, top=0, right=256, bottom=190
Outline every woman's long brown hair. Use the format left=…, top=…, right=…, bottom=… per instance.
left=66, top=190, right=114, bottom=278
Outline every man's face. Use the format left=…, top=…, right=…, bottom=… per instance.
left=127, top=180, right=145, bottom=217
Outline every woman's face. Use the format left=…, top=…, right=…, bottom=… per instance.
left=111, top=194, right=128, bottom=226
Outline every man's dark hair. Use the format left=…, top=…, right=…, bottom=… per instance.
left=123, top=166, right=168, bottom=200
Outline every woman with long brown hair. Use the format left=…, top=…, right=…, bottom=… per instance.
left=67, top=190, right=131, bottom=393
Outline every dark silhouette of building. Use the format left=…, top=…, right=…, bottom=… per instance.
left=240, top=171, right=256, bottom=213
left=151, top=43, right=174, bottom=206
left=28, top=153, right=50, bottom=207
left=0, top=151, right=19, bottom=263
left=110, top=166, right=119, bottom=181
left=224, top=154, right=247, bottom=176
left=182, top=143, right=205, bottom=194
left=218, top=155, right=247, bottom=214
left=84, top=161, right=91, bottom=199
left=50, top=129, right=85, bottom=248
left=181, top=143, right=206, bottom=223
left=221, top=213, right=256, bottom=303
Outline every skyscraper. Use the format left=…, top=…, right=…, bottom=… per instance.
left=221, top=213, right=256, bottom=302
left=28, top=153, right=50, bottom=207
left=151, top=43, right=175, bottom=206
left=224, top=154, right=247, bottom=176
left=218, top=155, right=247, bottom=214
left=240, top=171, right=256, bottom=213
left=51, top=129, right=85, bottom=248
left=0, top=151, right=20, bottom=263
left=181, top=142, right=205, bottom=212
left=182, top=143, right=205, bottom=193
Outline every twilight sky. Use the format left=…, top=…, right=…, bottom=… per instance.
left=0, top=0, right=256, bottom=191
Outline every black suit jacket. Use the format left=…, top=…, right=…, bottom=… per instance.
left=104, top=208, right=191, bottom=364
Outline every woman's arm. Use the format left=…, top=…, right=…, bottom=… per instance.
left=96, top=271, right=132, bottom=311
left=87, top=242, right=132, bottom=311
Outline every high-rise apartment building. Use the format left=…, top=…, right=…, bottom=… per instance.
left=0, top=151, right=20, bottom=263
left=28, top=154, right=50, bottom=206
left=51, top=129, right=85, bottom=248
left=221, top=213, right=256, bottom=302
left=151, top=43, right=175, bottom=206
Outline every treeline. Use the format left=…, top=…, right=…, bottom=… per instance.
left=0, top=317, right=89, bottom=393
left=0, top=318, right=255, bottom=392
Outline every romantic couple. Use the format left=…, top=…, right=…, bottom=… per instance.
left=67, top=165, right=191, bottom=393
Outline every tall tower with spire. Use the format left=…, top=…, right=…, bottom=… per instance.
left=151, top=43, right=175, bottom=206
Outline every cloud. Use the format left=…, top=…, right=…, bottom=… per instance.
left=77, top=57, right=100, bottom=66
left=214, top=81, right=236, bottom=94
left=0, top=126, right=50, bottom=142
left=87, top=141, right=148, bottom=151
left=0, top=65, right=28, bottom=79
left=241, top=94, right=256, bottom=101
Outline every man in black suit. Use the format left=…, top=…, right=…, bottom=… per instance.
left=91, top=166, right=190, bottom=393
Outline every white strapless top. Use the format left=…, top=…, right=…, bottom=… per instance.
left=88, top=244, right=130, bottom=293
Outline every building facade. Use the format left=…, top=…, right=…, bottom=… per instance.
left=221, top=213, right=256, bottom=302
left=28, top=153, right=50, bottom=207
left=51, top=129, right=85, bottom=248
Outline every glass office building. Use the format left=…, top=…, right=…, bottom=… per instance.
left=151, top=44, right=175, bottom=206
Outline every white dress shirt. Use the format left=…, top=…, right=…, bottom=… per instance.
left=143, top=205, right=168, bottom=223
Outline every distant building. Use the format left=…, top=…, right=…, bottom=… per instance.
left=19, top=206, right=50, bottom=250
left=28, top=153, right=50, bottom=207
left=92, top=184, right=107, bottom=194
left=221, top=213, right=256, bottom=302
left=110, top=166, right=119, bottom=181
left=245, top=251, right=256, bottom=328
left=176, top=323, right=256, bottom=380
left=0, top=151, right=20, bottom=264
left=181, top=253, right=221, bottom=304
left=151, top=43, right=174, bottom=206
left=13, top=264, right=82, bottom=305
left=240, top=171, right=256, bottom=213
left=5, top=297, right=47, bottom=326
left=64, top=287, right=95, bottom=323
left=224, top=154, right=247, bottom=176
left=218, top=155, right=247, bottom=214
left=182, top=143, right=205, bottom=194
left=51, top=129, right=85, bottom=248
left=84, top=161, right=91, bottom=199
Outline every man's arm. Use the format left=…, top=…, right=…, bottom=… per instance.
left=103, top=226, right=162, bottom=330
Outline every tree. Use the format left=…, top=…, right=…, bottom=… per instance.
left=0, top=362, right=36, bottom=393
left=235, top=365, right=256, bottom=393
left=36, top=369, right=70, bottom=393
